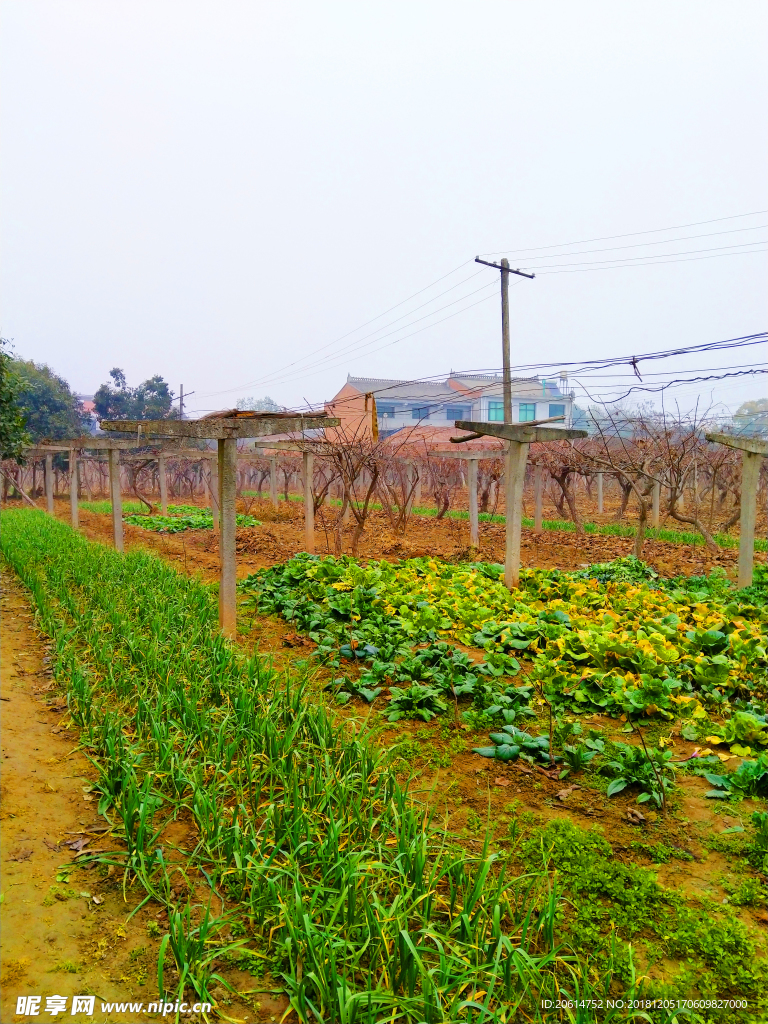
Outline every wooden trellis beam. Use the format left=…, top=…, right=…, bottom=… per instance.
left=101, top=414, right=338, bottom=636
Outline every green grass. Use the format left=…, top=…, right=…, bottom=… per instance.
left=80, top=499, right=148, bottom=515
left=518, top=818, right=768, bottom=1021
left=2, top=507, right=664, bottom=1023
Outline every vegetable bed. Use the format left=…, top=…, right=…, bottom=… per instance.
left=241, top=554, right=768, bottom=734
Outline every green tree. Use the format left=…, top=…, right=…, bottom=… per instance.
left=236, top=395, right=281, bottom=412
left=12, top=356, right=86, bottom=442
left=734, top=398, right=768, bottom=436
left=94, top=368, right=175, bottom=421
left=0, top=338, right=31, bottom=461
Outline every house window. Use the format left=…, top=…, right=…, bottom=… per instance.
left=377, top=404, right=396, bottom=418
left=548, top=403, right=565, bottom=420
left=488, top=400, right=504, bottom=421
left=446, top=405, right=469, bottom=421
left=518, top=403, right=536, bottom=422
left=411, top=406, right=430, bottom=420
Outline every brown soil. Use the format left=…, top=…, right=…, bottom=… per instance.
left=46, top=496, right=747, bottom=584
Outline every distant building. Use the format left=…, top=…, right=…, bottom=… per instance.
left=77, top=395, right=99, bottom=434
left=326, top=373, right=574, bottom=438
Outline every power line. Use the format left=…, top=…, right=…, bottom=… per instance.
left=533, top=247, right=767, bottom=274
left=279, top=332, right=767, bottom=414
left=195, top=260, right=476, bottom=400
left=227, top=278, right=498, bottom=394
left=498, top=224, right=767, bottom=264
left=523, top=240, right=766, bottom=272
left=479, top=209, right=768, bottom=258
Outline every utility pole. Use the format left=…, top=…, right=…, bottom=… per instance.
left=172, top=386, right=195, bottom=421
left=475, top=256, right=535, bottom=590
left=475, top=258, right=535, bottom=423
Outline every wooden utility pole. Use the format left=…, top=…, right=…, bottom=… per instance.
left=501, top=258, right=512, bottom=421
left=474, top=257, right=535, bottom=589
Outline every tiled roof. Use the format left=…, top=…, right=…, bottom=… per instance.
left=346, top=374, right=563, bottom=403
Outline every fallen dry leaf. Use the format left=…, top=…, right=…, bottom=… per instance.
left=626, top=808, right=646, bottom=825
left=282, top=633, right=313, bottom=648
left=556, top=785, right=580, bottom=801
left=43, top=838, right=62, bottom=852
left=92, top=895, right=104, bottom=905
left=493, top=777, right=510, bottom=787
left=66, top=837, right=92, bottom=853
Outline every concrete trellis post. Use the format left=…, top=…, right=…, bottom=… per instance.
left=218, top=438, right=238, bottom=635
left=534, top=464, right=544, bottom=532
left=270, top=457, right=278, bottom=508
left=453, top=420, right=587, bottom=590
left=404, top=460, right=416, bottom=513
left=467, top=458, right=479, bottom=548
left=108, top=448, right=124, bottom=552
left=101, top=412, right=337, bottom=637
left=651, top=481, right=661, bottom=528
left=210, top=457, right=220, bottom=535
left=69, top=448, right=79, bottom=529
left=158, top=455, right=168, bottom=514
left=422, top=448, right=504, bottom=552
left=504, top=442, right=530, bottom=587
left=303, top=451, right=315, bottom=553
left=597, top=472, right=604, bottom=515
left=44, top=454, right=54, bottom=514
left=706, top=433, right=768, bottom=589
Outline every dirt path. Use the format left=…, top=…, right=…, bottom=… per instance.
left=1, top=568, right=166, bottom=1023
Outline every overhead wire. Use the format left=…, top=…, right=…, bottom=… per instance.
left=194, top=260, right=477, bottom=400
left=479, top=209, right=768, bottom=258
left=524, top=241, right=767, bottom=272
left=189, top=210, right=767, bottom=408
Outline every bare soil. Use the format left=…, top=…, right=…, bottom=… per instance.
left=48, top=496, right=747, bottom=584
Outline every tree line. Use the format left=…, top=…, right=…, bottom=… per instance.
left=0, top=340, right=177, bottom=460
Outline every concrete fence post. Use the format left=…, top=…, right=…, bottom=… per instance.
left=69, top=449, right=79, bottom=529
left=467, top=458, right=479, bottom=548
left=303, top=451, right=315, bottom=553
left=597, top=472, right=604, bottom=515
left=108, top=448, right=124, bottom=552
left=44, top=454, right=54, bottom=514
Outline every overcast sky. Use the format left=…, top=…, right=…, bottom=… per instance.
left=1, top=1, right=766, bottom=417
